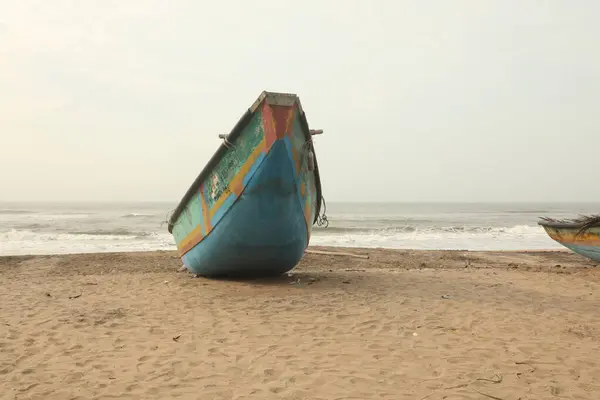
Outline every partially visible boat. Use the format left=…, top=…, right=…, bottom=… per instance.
left=538, top=215, right=600, bottom=261
left=167, top=90, right=326, bottom=278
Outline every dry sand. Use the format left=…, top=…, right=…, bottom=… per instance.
left=2, top=247, right=600, bottom=400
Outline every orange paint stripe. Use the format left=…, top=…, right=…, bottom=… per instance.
left=285, top=106, right=301, bottom=174
left=304, top=197, right=312, bottom=242
left=270, top=105, right=295, bottom=139
left=262, top=102, right=277, bottom=148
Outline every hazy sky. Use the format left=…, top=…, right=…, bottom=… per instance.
left=2, top=1, right=599, bottom=203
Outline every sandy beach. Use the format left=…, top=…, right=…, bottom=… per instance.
left=1, top=247, right=600, bottom=400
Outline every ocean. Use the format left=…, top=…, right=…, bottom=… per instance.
left=1, top=201, right=598, bottom=256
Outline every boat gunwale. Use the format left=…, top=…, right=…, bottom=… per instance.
left=167, top=90, right=323, bottom=234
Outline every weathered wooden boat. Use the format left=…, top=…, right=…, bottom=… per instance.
left=167, top=91, right=326, bottom=277
left=538, top=215, right=600, bottom=261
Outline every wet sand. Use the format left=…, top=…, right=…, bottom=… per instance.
left=1, top=247, right=600, bottom=399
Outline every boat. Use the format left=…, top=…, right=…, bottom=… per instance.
left=167, top=91, right=327, bottom=278
left=538, top=215, right=600, bottom=261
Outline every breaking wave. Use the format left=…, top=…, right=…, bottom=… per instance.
left=66, top=229, right=153, bottom=237
left=1, top=229, right=162, bottom=242
left=0, top=229, right=176, bottom=256
left=2, top=201, right=578, bottom=256
left=0, top=223, right=560, bottom=256
left=314, top=224, right=542, bottom=235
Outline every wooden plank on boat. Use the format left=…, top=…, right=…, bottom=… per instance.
left=305, top=249, right=369, bottom=259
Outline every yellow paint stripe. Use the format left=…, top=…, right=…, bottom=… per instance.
left=179, top=241, right=198, bottom=257
left=177, top=190, right=210, bottom=255
left=200, top=189, right=211, bottom=233
left=546, top=229, right=600, bottom=245
left=291, top=144, right=301, bottom=175
left=177, top=224, right=202, bottom=253
left=209, top=137, right=266, bottom=219
left=548, top=235, right=600, bottom=246
left=283, top=107, right=294, bottom=137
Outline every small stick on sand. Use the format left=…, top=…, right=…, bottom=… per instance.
left=476, top=374, right=503, bottom=384
left=305, top=249, right=369, bottom=259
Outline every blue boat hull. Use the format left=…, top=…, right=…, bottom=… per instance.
left=558, top=243, right=600, bottom=262
left=181, top=139, right=309, bottom=277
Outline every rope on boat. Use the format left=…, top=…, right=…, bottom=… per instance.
left=302, top=137, right=328, bottom=229
left=161, top=209, right=175, bottom=228
left=316, top=196, right=329, bottom=228
left=218, top=134, right=234, bottom=148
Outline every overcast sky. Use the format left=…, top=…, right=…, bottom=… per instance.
left=1, top=0, right=598, bottom=203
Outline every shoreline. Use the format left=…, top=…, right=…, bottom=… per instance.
left=1, top=247, right=594, bottom=278
left=0, top=245, right=569, bottom=259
